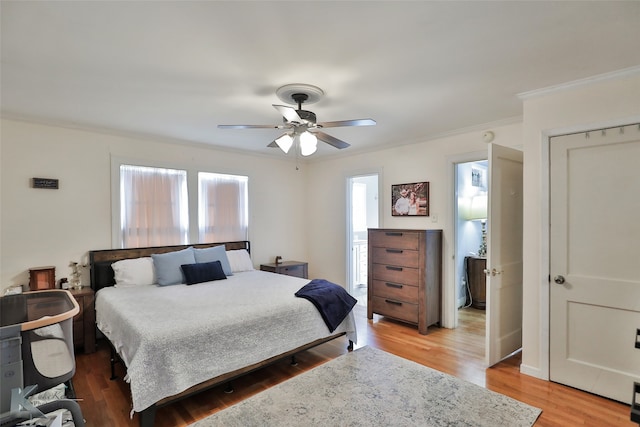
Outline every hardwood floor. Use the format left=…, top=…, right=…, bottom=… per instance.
left=72, top=306, right=633, bottom=426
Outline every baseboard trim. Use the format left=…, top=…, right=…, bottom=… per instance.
left=520, top=363, right=546, bottom=380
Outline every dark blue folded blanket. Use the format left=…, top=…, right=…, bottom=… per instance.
left=295, top=279, right=357, bottom=333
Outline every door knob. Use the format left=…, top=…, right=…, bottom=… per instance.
left=483, top=268, right=503, bottom=276
left=554, top=275, right=565, bottom=284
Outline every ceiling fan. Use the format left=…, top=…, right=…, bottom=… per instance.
left=218, top=84, right=376, bottom=156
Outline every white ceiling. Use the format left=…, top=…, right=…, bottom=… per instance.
left=2, top=1, right=640, bottom=159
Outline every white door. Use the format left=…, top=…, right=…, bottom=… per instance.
left=485, top=143, right=524, bottom=367
left=550, top=124, right=640, bottom=404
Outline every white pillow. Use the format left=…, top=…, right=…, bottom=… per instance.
left=112, top=257, right=156, bottom=287
left=226, top=250, right=254, bottom=272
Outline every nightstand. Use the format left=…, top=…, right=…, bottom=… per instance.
left=465, top=256, right=486, bottom=310
left=68, top=287, right=96, bottom=354
left=260, top=261, right=308, bottom=279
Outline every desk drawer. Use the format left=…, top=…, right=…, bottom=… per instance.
left=371, top=247, right=419, bottom=268
left=371, top=280, right=418, bottom=303
left=372, top=264, right=419, bottom=286
left=280, top=265, right=305, bottom=278
left=371, top=296, right=418, bottom=323
left=370, top=231, right=419, bottom=250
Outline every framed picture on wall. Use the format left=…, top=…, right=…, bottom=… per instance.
left=392, top=182, right=429, bottom=216
left=471, top=167, right=486, bottom=189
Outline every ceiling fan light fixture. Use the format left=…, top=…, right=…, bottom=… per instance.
left=299, top=131, right=318, bottom=156
left=219, top=83, right=375, bottom=157
left=275, top=133, right=293, bottom=153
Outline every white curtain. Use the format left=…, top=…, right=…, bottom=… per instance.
left=198, top=172, right=248, bottom=242
left=120, top=165, right=189, bottom=248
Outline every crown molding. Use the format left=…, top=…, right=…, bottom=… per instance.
left=517, top=65, right=640, bottom=100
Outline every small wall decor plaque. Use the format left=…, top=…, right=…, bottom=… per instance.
left=392, top=182, right=429, bottom=216
left=32, top=177, right=59, bottom=189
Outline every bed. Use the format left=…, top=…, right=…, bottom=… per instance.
left=89, top=241, right=357, bottom=427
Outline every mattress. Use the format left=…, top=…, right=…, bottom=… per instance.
left=95, top=270, right=357, bottom=413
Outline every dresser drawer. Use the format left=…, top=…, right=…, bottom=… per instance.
left=371, top=280, right=418, bottom=303
left=371, top=247, right=419, bottom=268
left=372, top=263, right=419, bottom=286
left=370, top=230, right=420, bottom=250
left=371, top=296, right=418, bottom=323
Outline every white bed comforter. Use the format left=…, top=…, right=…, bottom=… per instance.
left=95, top=270, right=357, bottom=413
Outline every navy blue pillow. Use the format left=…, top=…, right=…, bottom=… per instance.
left=181, top=260, right=227, bottom=285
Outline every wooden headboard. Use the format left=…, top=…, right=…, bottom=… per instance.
left=89, top=241, right=250, bottom=292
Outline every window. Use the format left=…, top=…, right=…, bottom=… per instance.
left=198, top=172, right=248, bottom=242
left=120, top=165, right=189, bottom=248
left=116, top=163, right=249, bottom=248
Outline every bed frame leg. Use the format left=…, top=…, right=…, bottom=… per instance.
left=290, top=355, right=298, bottom=366
left=110, top=346, right=118, bottom=380
left=348, top=340, right=354, bottom=351
left=139, top=405, right=156, bottom=427
left=224, top=382, right=234, bottom=394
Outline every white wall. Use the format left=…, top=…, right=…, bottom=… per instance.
left=520, top=70, right=640, bottom=379
left=0, top=118, right=308, bottom=291
left=305, top=122, right=523, bottom=328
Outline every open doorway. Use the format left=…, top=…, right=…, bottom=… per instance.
left=347, top=173, right=379, bottom=306
left=455, top=160, right=488, bottom=329
left=451, top=146, right=523, bottom=366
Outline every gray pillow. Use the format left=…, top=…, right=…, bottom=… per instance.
left=193, top=245, right=233, bottom=276
left=151, top=247, right=196, bottom=286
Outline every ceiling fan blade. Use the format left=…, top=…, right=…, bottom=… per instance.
left=314, top=131, right=351, bottom=149
left=218, top=124, right=283, bottom=129
left=266, top=133, right=290, bottom=148
left=273, top=104, right=302, bottom=123
left=317, top=118, right=376, bottom=128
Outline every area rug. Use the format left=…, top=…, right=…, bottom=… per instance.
left=190, top=346, right=541, bottom=427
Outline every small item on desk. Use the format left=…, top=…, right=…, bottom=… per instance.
left=59, top=277, right=69, bottom=290
left=4, top=285, right=23, bottom=295
left=274, top=256, right=282, bottom=265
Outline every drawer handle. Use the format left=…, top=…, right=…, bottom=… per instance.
left=385, top=299, right=402, bottom=306
left=385, top=232, right=403, bottom=236
left=386, top=249, right=403, bottom=254
left=385, top=282, right=403, bottom=289
left=386, top=266, right=403, bottom=271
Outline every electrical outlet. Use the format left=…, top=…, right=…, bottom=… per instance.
left=431, top=213, right=438, bottom=223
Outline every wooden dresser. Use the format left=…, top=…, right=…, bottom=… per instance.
left=367, top=228, right=442, bottom=334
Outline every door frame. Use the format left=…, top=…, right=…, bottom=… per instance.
left=537, top=117, right=640, bottom=381
left=447, top=151, right=487, bottom=329
left=345, top=168, right=383, bottom=294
